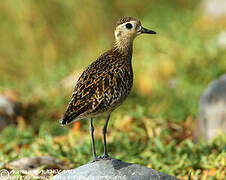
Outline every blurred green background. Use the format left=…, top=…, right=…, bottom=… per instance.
left=0, top=0, right=225, bottom=179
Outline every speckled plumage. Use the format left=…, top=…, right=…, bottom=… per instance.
left=60, top=17, right=156, bottom=160
left=61, top=17, right=156, bottom=126
left=61, top=46, right=133, bottom=125
left=115, top=17, right=139, bottom=26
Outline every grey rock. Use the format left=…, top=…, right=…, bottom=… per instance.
left=199, top=74, right=226, bottom=142
left=0, top=95, right=15, bottom=116
left=0, top=95, right=17, bottom=131
left=52, top=159, right=179, bottom=180
left=5, top=156, right=69, bottom=171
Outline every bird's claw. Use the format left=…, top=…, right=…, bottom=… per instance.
left=98, top=154, right=112, bottom=160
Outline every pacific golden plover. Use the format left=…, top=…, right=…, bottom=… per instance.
left=60, top=17, right=156, bottom=161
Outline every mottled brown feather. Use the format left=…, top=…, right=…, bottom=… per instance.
left=115, top=17, right=139, bottom=26
left=61, top=47, right=133, bottom=125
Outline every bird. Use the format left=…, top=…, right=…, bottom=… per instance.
left=60, top=17, right=156, bottom=161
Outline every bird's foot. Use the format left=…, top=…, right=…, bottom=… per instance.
left=89, top=154, right=112, bottom=163
left=89, top=156, right=100, bottom=163
left=98, top=154, right=112, bottom=160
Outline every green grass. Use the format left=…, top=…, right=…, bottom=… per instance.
left=0, top=0, right=226, bottom=179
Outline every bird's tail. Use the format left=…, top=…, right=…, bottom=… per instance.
left=60, top=103, right=91, bottom=125
left=60, top=111, right=77, bottom=125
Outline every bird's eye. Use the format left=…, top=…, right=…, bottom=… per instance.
left=125, top=23, right=133, bottom=29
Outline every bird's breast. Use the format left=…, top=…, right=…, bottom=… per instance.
left=104, top=62, right=133, bottom=108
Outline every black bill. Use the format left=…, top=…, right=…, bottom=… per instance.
left=140, top=27, right=156, bottom=34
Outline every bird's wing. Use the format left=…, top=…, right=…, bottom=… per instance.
left=61, top=54, right=113, bottom=125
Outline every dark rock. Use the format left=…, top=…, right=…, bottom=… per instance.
left=52, top=158, right=179, bottom=180
left=199, top=74, right=226, bottom=142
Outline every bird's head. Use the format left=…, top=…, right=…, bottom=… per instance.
left=114, top=17, right=156, bottom=43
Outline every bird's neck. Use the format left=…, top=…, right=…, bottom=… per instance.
left=113, top=38, right=133, bottom=57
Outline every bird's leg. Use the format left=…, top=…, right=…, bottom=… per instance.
left=90, top=118, right=97, bottom=161
left=101, top=114, right=111, bottom=159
